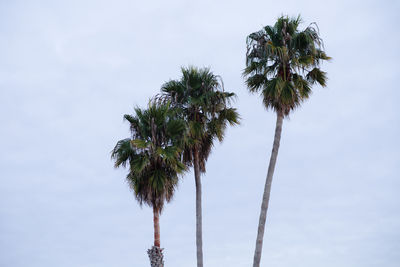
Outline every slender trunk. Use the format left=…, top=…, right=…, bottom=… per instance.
left=253, top=111, right=284, bottom=267
left=194, top=148, right=203, bottom=267
left=153, top=206, right=161, bottom=248
left=148, top=207, right=164, bottom=267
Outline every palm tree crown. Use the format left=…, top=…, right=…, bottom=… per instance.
left=111, top=102, right=187, bottom=213
left=160, top=66, right=240, bottom=171
left=244, top=15, right=331, bottom=116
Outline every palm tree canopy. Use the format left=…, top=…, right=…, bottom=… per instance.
left=111, top=102, right=187, bottom=212
left=244, top=15, right=331, bottom=116
left=159, top=66, right=240, bottom=172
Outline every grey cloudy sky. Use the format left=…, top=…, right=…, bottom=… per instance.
left=1, top=0, right=399, bottom=266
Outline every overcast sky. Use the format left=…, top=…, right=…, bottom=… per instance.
left=1, top=0, right=399, bottom=266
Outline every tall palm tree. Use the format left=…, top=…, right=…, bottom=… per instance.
left=159, top=66, right=240, bottom=267
left=243, top=15, right=331, bottom=267
left=111, top=102, right=187, bottom=267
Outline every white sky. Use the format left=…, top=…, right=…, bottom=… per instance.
left=1, top=0, right=399, bottom=266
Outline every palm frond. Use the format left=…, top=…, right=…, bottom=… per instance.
left=306, top=67, right=328, bottom=87
left=111, top=138, right=133, bottom=168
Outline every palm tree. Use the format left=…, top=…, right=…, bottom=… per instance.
left=111, top=102, right=187, bottom=267
left=243, top=15, right=331, bottom=267
left=159, top=66, right=240, bottom=267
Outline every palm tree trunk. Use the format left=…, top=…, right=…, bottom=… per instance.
left=153, top=206, right=161, bottom=248
left=147, top=207, right=164, bottom=267
left=253, top=111, right=284, bottom=267
left=194, top=148, right=203, bottom=267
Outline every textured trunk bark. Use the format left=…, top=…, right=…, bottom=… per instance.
left=253, top=111, right=284, bottom=267
left=147, top=246, right=164, bottom=267
left=194, top=149, right=203, bottom=267
left=153, top=206, right=161, bottom=248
